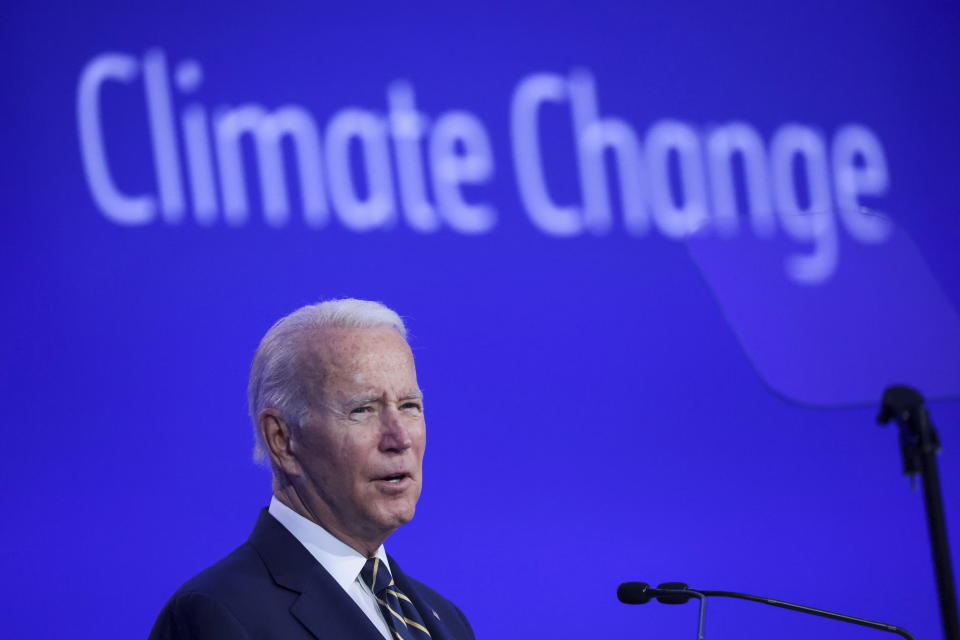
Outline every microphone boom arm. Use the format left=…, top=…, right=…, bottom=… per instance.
left=699, top=590, right=915, bottom=640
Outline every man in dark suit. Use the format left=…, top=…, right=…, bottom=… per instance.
left=150, top=299, right=475, bottom=640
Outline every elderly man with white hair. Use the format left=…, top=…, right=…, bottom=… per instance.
left=150, top=299, right=475, bottom=640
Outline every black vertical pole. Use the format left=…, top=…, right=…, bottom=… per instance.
left=878, top=385, right=959, bottom=640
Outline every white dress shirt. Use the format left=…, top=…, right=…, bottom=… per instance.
left=268, top=497, right=393, bottom=640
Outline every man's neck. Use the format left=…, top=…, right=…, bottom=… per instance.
left=272, top=486, right=385, bottom=557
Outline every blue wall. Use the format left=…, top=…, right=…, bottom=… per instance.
left=3, top=2, right=959, bottom=638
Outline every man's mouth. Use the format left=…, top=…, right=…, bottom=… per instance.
left=376, top=472, right=410, bottom=484
left=372, top=472, right=414, bottom=493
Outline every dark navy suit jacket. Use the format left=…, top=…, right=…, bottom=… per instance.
left=149, top=510, right=475, bottom=640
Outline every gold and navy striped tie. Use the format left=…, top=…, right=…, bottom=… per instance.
left=361, top=557, right=432, bottom=640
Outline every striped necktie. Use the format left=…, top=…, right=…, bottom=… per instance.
left=361, top=557, right=432, bottom=640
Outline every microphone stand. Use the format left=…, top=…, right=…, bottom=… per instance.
left=622, top=582, right=915, bottom=639
left=878, top=385, right=959, bottom=640
left=656, top=586, right=707, bottom=640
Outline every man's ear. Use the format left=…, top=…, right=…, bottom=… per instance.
left=259, top=409, right=300, bottom=477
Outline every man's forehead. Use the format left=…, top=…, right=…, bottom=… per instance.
left=304, top=325, right=411, bottom=359
left=296, top=325, right=417, bottom=393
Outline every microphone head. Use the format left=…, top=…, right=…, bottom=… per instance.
left=617, top=582, right=653, bottom=604
left=655, top=582, right=693, bottom=604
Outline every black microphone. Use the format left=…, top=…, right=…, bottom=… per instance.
left=617, top=582, right=654, bottom=604
left=618, top=582, right=706, bottom=640
left=617, top=581, right=917, bottom=640
left=654, top=581, right=696, bottom=604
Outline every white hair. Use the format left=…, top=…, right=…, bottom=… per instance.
left=247, top=298, right=407, bottom=464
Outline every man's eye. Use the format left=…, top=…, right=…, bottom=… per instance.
left=401, top=402, right=423, bottom=413
left=349, top=406, right=374, bottom=417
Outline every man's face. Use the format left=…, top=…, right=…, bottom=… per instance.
left=291, top=326, right=425, bottom=552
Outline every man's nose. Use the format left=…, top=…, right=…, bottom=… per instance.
left=379, top=409, right=413, bottom=452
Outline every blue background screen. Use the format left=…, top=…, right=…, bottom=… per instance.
left=3, top=2, right=959, bottom=638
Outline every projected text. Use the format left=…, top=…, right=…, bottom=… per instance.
left=77, top=49, right=891, bottom=284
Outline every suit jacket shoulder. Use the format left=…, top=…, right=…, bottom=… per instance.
left=149, top=510, right=474, bottom=640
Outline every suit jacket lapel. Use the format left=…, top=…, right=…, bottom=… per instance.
left=248, top=509, right=384, bottom=640
left=289, top=583, right=383, bottom=640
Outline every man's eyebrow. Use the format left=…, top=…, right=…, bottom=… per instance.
left=343, top=392, right=381, bottom=407
left=337, top=390, right=423, bottom=409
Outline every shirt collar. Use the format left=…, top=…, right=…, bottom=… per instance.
left=268, top=496, right=390, bottom=592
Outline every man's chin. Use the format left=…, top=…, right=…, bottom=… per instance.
left=364, top=485, right=421, bottom=532
left=374, top=501, right=417, bottom=531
